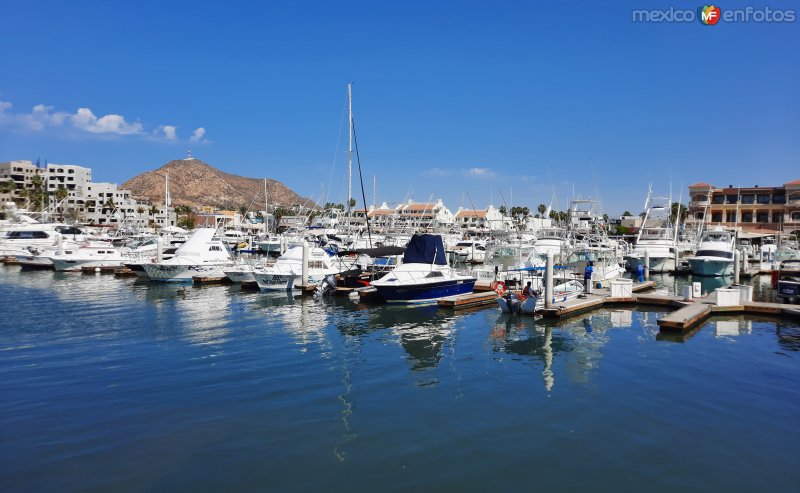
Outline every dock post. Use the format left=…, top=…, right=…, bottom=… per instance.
left=156, top=237, right=163, bottom=263
left=301, top=240, right=309, bottom=288
left=57, top=234, right=64, bottom=256
left=644, top=249, right=650, bottom=281
left=674, top=248, right=679, bottom=273
left=734, top=249, right=741, bottom=284
left=545, top=252, right=554, bottom=309
left=741, top=248, right=748, bottom=276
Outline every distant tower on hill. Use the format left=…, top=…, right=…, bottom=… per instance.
left=186, top=145, right=195, bottom=161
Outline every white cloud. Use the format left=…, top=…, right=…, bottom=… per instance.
left=424, top=167, right=450, bottom=176
left=71, top=107, right=143, bottom=134
left=156, top=125, right=177, bottom=141
left=190, top=127, right=206, bottom=143
left=467, top=167, right=496, bottom=178
left=0, top=99, right=202, bottom=141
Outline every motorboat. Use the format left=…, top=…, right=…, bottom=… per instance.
left=624, top=192, right=677, bottom=273
left=252, top=243, right=354, bottom=291
left=687, top=228, right=736, bottom=276
left=371, top=234, right=476, bottom=304
left=51, top=241, right=127, bottom=272
left=497, top=279, right=584, bottom=314
left=142, top=228, right=234, bottom=282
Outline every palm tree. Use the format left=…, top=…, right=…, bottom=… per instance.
left=0, top=179, right=15, bottom=195
left=537, top=203, right=547, bottom=216
left=54, top=186, right=68, bottom=221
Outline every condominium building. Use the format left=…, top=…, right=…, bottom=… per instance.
left=686, top=180, right=800, bottom=234
left=0, top=160, right=46, bottom=203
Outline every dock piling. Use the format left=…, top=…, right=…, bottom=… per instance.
left=545, top=252, right=554, bottom=309
left=734, top=249, right=741, bottom=284
left=301, top=241, right=309, bottom=289
left=644, top=249, right=650, bottom=281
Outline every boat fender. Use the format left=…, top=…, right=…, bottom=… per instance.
left=491, top=280, right=506, bottom=295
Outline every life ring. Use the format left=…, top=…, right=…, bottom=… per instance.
left=518, top=292, right=528, bottom=301
left=491, top=280, right=506, bottom=295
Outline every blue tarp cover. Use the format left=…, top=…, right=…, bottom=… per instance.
left=403, top=234, right=447, bottom=265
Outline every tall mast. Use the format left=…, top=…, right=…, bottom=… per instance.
left=347, top=82, right=353, bottom=216
left=264, top=178, right=269, bottom=233
left=165, top=171, right=171, bottom=227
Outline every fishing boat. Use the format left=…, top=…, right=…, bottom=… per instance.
left=252, top=243, right=353, bottom=291
left=142, top=228, right=234, bottom=282
left=624, top=192, right=678, bottom=273
left=687, top=228, right=736, bottom=276
left=371, top=234, right=476, bottom=304
left=50, top=241, right=126, bottom=272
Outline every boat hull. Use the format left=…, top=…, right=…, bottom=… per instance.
left=143, top=263, right=230, bottom=282
left=687, top=258, right=734, bottom=277
left=51, top=258, right=125, bottom=272
left=624, top=255, right=675, bottom=273
left=374, top=279, right=476, bottom=304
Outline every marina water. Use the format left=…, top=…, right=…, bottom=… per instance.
left=1, top=265, right=799, bottom=492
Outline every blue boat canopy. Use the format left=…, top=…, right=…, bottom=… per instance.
left=403, top=234, right=447, bottom=265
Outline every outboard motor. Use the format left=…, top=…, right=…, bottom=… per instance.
left=314, top=274, right=338, bottom=298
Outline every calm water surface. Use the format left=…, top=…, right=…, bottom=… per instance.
left=1, top=266, right=799, bottom=492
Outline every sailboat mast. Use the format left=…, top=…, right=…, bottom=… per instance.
left=165, top=171, right=171, bottom=227
left=347, top=82, right=353, bottom=216
left=264, top=178, right=269, bottom=232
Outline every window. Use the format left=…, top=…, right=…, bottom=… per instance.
left=742, top=212, right=753, bottom=222
left=757, top=212, right=769, bottom=223
left=725, top=212, right=737, bottom=222
left=712, top=195, right=724, bottom=204
left=712, top=212, right=722, bottom=222
left=741, top=194, right=754, bottom=204
left=772, top=212, right=782, bottom=223
left=68, top=169, right=74, bottom=174
left=792, top=212, right=800, bottom=221
left=757, top=195, right=770, bottom=204
left=725, top=195, right=738, bottom=204
left=773, top=194, right=786, bottom=204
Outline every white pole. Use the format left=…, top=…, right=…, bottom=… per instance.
left=301, top=240, right=309, bottom=289
left=545, top=252, right=554, bottom=309
left=156, top=237, right=163, bottom=263
left=57, top=234, right=64, bottom=255
left=644, top=249, right=650, bottom=281
left=734, top=249, right=741, bottom=284
left=347, top=82, right=353, bottom=216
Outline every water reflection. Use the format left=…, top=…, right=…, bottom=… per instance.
left=714, top=319, right=753, bottom=338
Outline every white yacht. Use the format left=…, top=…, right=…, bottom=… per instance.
left=253, top=243, right=353, bottom=291
left=51, top=241, right=127, bottom=272
left=624, top=193, right=677, bottom=273
left=142, top=228, right=234, bottom=282
left=687, top=228, right=736, bottom=276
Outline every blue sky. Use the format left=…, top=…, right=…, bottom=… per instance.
left=1, top=0, right=798, bottom=215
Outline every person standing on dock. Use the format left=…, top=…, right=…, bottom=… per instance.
left=635, top=262, right=645, bottom=283
left=584, top=261, right=594, bottom=294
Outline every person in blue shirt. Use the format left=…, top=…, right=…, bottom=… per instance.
left=635, top=262, right=645, bottom=282
left=584, top=261, right=594, bottom=294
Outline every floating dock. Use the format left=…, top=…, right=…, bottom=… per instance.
left=438, top=291, right=500, bottom=309
left=537, top=281, right=657, bottom=318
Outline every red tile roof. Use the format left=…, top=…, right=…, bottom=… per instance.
left=688, top=182, right=713, bottom=188
left=785, top=179, right=800, bottom=186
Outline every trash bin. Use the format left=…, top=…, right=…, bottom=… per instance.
left=610, top=279, right=633, bottom=298
left=681, top=285, right=693, bottom=301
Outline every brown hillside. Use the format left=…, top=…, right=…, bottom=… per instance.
left=121, top=158, right=316, bottom=210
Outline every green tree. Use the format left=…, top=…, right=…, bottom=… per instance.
left=54, top=186, right=68, bottom=221
left=499, top=205, right=508, bottom=216
left=622, top=210, right=632, bottom=217
left=0, top=179, right=15, bottom=195
left=323, top=202, right=345, bottom=211
left=348, top=198, right=357, bottom=209
left=670, top=202, right=688, bottom=224
left=537, top=203, right=547, bottom=216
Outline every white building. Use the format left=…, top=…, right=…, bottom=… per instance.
left=0, top=160, right=46, bottom=204
left=454, top=205, right=510, bottom=232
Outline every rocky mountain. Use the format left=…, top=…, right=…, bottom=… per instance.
left=121, top=158, right=316, bottom=210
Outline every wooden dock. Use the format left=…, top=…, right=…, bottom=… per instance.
left=656, top=292, right=800, bottom=331
left=192, top=276, right=233, bottom=285
left=438, top=291, right=499, bottom=309
left=538, top=281, right=657, bottom=318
